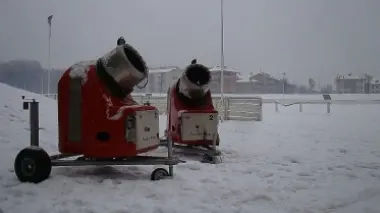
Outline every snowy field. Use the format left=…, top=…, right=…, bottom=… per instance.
left=1, top=83, right=380, bottom=213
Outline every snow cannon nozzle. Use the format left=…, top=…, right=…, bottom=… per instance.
left=99, top=43, right=149, bottom=93
left=122, top=44, right=147, bottom=76
left=184, top=63, right=211, bottom=87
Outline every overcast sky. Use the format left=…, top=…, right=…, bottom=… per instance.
left=1, top=0, right=379, bottom=85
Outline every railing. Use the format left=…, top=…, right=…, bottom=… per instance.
left=133, top=94, right=263, bottom=121
left=269, top=99, right=380, bottom=113
left=43, top=93, right=380, bottom=117
left=42, top=93, right=263, bottom=121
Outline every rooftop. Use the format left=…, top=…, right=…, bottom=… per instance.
left=236, top=73, right=258, bottom=83
left=148, top=66, right=180, bottom=74
left=209, top=66, right=238, bottom=73
left=336, top=74, right=366, bottom=80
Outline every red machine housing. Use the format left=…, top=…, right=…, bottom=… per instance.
left=58, top=61, right=159, bottom=158
left=166, top=63, right=219, bottom=146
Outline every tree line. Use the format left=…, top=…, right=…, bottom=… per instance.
left=0, top=60, right=64, bottom=94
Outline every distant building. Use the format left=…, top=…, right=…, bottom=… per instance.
left=250, top=72, right=284, bottom=93
left=235, top=73, right=260, bottom=93
left=136, top=65, right=239, bottom=94
left=370, top=80, right=380, bottom=93
left=235, top=72, right=298, bottom=94
left=135, top=66, right=182, bottom=94
left=335, top=74, right=366, bottom=93
left=208, top=66, right=239, bottom=94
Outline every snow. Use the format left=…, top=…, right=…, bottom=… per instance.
left=237, top=77, right=257, bottom=83
left=149, top=67, right=179, bottom=74
left=209, top=66, right=238, bottom=73
left=68, top=60, right=96, bottom=84
left=1, top=82, right=380, bottom=213
left=336, top=74, right=366, bottom=80
left=236, top=73, right=258, bottom=83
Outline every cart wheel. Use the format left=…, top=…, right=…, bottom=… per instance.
left=202, top=154, right=214, bottom=163
left=14, top=146, right=52, bottom=183
left=151, top=168, right=169, bottom=181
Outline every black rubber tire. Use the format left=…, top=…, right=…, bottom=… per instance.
left=150, top=168, right=169, bottom=181
left=14, top=146, right=52, bottom=183
left=202, top=154, right=214, bottom=163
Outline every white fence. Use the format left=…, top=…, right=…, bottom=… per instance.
left=44, top=94, right=263, bottom=121
left=270, top=99, right=380, bottom=113
left=43, top=93, right=380, bottom=119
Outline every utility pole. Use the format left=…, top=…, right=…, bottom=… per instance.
left=282, top=72, right=286, bottom=99
left=220, top=0, right=225, bottom=121
left=47, top=15, right=53, bottom=96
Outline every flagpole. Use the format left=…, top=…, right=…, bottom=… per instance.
left=47, top=15, right=53, bottom=96
left=220, top=0, right=225, bottom=121
left=41, top=74, right=44, bottom=94
left=282, top=72, right=286, bottom=99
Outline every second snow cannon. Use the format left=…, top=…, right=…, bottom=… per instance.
left=162, top=59, right=221, bottom=163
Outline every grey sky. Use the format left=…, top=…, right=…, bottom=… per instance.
left=1, top=0, right=379, bottom=85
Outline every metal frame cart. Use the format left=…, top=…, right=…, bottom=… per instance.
left=14, top=96, right=184, bottom=183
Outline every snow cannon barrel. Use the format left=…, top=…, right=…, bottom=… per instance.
left=178, top=60, right=211, bottom=101
left=98, top=44, right=149, bottom=95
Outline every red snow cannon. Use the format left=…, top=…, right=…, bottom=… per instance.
left=57, top=44, right=161, bottom=158
left=14, top=44, right=181, bottom=184
left=163, top=59, right=220, bottom=163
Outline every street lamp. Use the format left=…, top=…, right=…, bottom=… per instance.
left=282, top=72, right=286, bottom=99
left=47, top=15, right=53, bottom=96
left=220, top=0, right=225, bottom=121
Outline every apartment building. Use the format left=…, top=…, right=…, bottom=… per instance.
left=335, top=74, right=366, bottom=93
left=208, top=66, right=238, bottom=94
left=370, top=80, right=380, bottom=93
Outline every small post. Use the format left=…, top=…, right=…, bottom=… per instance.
left=223, top=98, right=229, bottom=121
left=167, top=135, right=173, bottom=177
left=22, top=96, right=40, bottom=147
left=327, top=103, right=331, bottom=113
left=299, top=103, right=303, bottom=112
left=275, top=102, right=278, bottom=112
left=212, top=133, right=217, bottom=163
left=143, top=93, right=152, bottom=106
left=30, top=100, right=39, bottom=146
left=258, top=100, right=263, bottom=121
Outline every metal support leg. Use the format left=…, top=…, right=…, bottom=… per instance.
left=167, top=136, right=174, bottom=177
left=212, top=133, right=217, bottom=163
left=30, top=100, right=39, bottom=147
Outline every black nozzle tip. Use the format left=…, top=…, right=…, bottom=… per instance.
left=185, top=64, right=211, bottom=86
left=122, top=44, right=147, bottom=74
left=117, top=37, right=126, bottom=46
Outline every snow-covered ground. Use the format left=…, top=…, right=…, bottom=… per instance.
left=1, top=83, right=380, bottom=213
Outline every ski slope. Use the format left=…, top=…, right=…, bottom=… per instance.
left=1, top=83, right=380, bottom=213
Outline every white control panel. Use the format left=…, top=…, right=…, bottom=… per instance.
left=134, top=109, right=160, bottom=150
left=180, top=112, right=218, bottom=141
